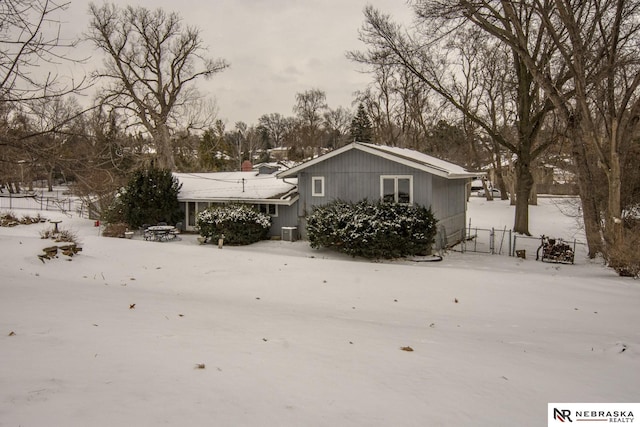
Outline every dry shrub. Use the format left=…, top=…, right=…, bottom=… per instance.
left=608, top=224, right=640, bottom=278
left=0, top=211, right=20, bottom=227
left=21, top=213, right=45, bottom=224
left=40, top=227, right=80, bottom=245
left=57, top=228, right=79, bottom=244
left=102, top=222, right=129, bottom=238
left=40, top=228, right=55, bottom=239
left=2, top=211, right=46, bottom=227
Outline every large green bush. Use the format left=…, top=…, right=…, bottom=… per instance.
left=197, top=204, right=271, bottom=245
left=306, top=200, right=437, bottom=259
left=104, top=166, right=182, bottom=228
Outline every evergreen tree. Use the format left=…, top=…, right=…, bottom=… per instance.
left=118, top=166, right=182, bottom=228
left=350, top=103, right=373, bottom=143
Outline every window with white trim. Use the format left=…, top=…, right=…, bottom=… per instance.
left=312, top=176, right=325, bottom=197
left=380, top=175, right=413, bottom=204
left=257, top=203, right=278, bottom=217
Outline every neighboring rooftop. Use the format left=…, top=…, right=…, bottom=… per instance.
left=174, top=172, right=298, bottom=203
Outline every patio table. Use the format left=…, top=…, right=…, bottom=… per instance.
left=145, top=225, right=177, bottom=241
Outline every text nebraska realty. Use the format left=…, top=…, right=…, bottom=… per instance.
left=555, top=408, right=634, bottom=423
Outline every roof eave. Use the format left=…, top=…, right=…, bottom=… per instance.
left=178, top=195, right=298, bottom=206
left=276, top=143, right=357, bottom=178
left=277, top=142, right=477, bottom=179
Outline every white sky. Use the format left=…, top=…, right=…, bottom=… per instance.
left=59, top=0, right=415, bottom=126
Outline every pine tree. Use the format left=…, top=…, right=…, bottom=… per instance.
left=119, top=166, right=182, bottom=228
left=349, top=103, right=373, bottom=143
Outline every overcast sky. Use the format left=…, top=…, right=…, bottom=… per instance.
left=61, top=0, right=414, bottom=126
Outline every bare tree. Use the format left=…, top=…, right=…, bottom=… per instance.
left=1, top=0, right=90, bottom=189
left=1, top=0, right=88, bottom=104
left=323, top=106, right=352, bottom=149
left=243, top=125, right=266, bottom=165
left=449, top=0, right=640, bottom=261
left=86, top=3, right=229, bottom=170
left=354, top=64, right=433, bottom=148
left=351, top=5, right=557, bottom=235
left=293, top=88, right=328, bottom=152
left=258, top=113, right=288, bottom=148
left=198, top=120, right=228, bottom=171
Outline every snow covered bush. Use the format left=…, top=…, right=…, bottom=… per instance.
left=306, top=200, right=437, bottom=259
left=197, top=204, right=271, bottom=245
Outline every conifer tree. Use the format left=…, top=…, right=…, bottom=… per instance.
left=349, top=103, right=373, bottom=143
left=118, top=166, right=182, bottom=228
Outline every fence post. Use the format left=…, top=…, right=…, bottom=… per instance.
left=490, top=227, right=495, bottom=254
left=509, top=230, right=512, bottom=256
left=512, top=235, right=517, bottom=257
left=473, top=228, right=478, bottom=252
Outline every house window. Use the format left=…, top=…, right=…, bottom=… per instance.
left=381, top=175, right=413, bottom=204
left=312, top=176, right=325, bottom=197
left=257, top=203, right=278, bottom=217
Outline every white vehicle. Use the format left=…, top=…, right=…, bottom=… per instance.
left=476, top=188, right=502, bottom=197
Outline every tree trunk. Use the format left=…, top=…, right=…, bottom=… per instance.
left=47, top=169, right=53, bottom=192
left=153, top=124, right=176, bottom=170
left=513, top=159, right=534, bottom=235
left=571, top=134, right=603, bottom=258
left=604, top=124, right=623, bottom=253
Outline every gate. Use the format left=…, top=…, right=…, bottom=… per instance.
left=450, top=220, right=585, bottom=263
left=455, top=224, right=512, bottom=255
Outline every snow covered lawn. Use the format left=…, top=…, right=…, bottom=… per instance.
left=1, top=197, right=638, bottom=426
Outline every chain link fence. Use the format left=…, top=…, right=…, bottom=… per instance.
left=449, top=221, right=586, bottom=263
left=0, top=192, right=90, bottom=218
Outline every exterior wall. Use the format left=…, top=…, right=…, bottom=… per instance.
left=269, top=202, right=299, bottom=238
left=430, top=176, right=467, bottom=247
left=178, top=200, right=299, bottom=239
left=294, top=149, right=468, bottom=248
left=296, top=149, right=434, bottom=216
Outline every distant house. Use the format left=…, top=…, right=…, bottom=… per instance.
left=174, top=170, right=298, bottom=236
left=277, top=142, right=479, bottom=248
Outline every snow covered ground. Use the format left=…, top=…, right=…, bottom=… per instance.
left=1, top=197, right=638, bottom=426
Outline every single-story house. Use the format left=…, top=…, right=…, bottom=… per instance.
left=175, top=142, right=479, bottom=248
left=174, top=171, right=298, bottom=237
left=276, top=142, right=479, bottom=248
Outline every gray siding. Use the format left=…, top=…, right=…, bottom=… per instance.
left=295, top=149, right=468, bottom=248
left=431, top=176, right=467, bottom=247
left=268, top=202, right=299, bottom=238
left=179, top=200, right=299, bottom=239
left=297, top=149, right=435, bottom=215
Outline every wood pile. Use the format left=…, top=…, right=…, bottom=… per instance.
left=38, top=244, right=82, bottom=262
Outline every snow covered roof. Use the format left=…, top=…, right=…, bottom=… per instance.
left=174, top=172, right=298, bottom=204
left=278, top=142, right=480, bottom=179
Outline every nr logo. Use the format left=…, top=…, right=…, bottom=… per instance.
left=553, top=408, right=573, bottom=422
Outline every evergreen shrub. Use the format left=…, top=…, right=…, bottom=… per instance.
left=306, top=199, right=437, bottom=259
left=104, top=166, right=182, bottom=228
left=197, top=204, right=271, bottom=245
